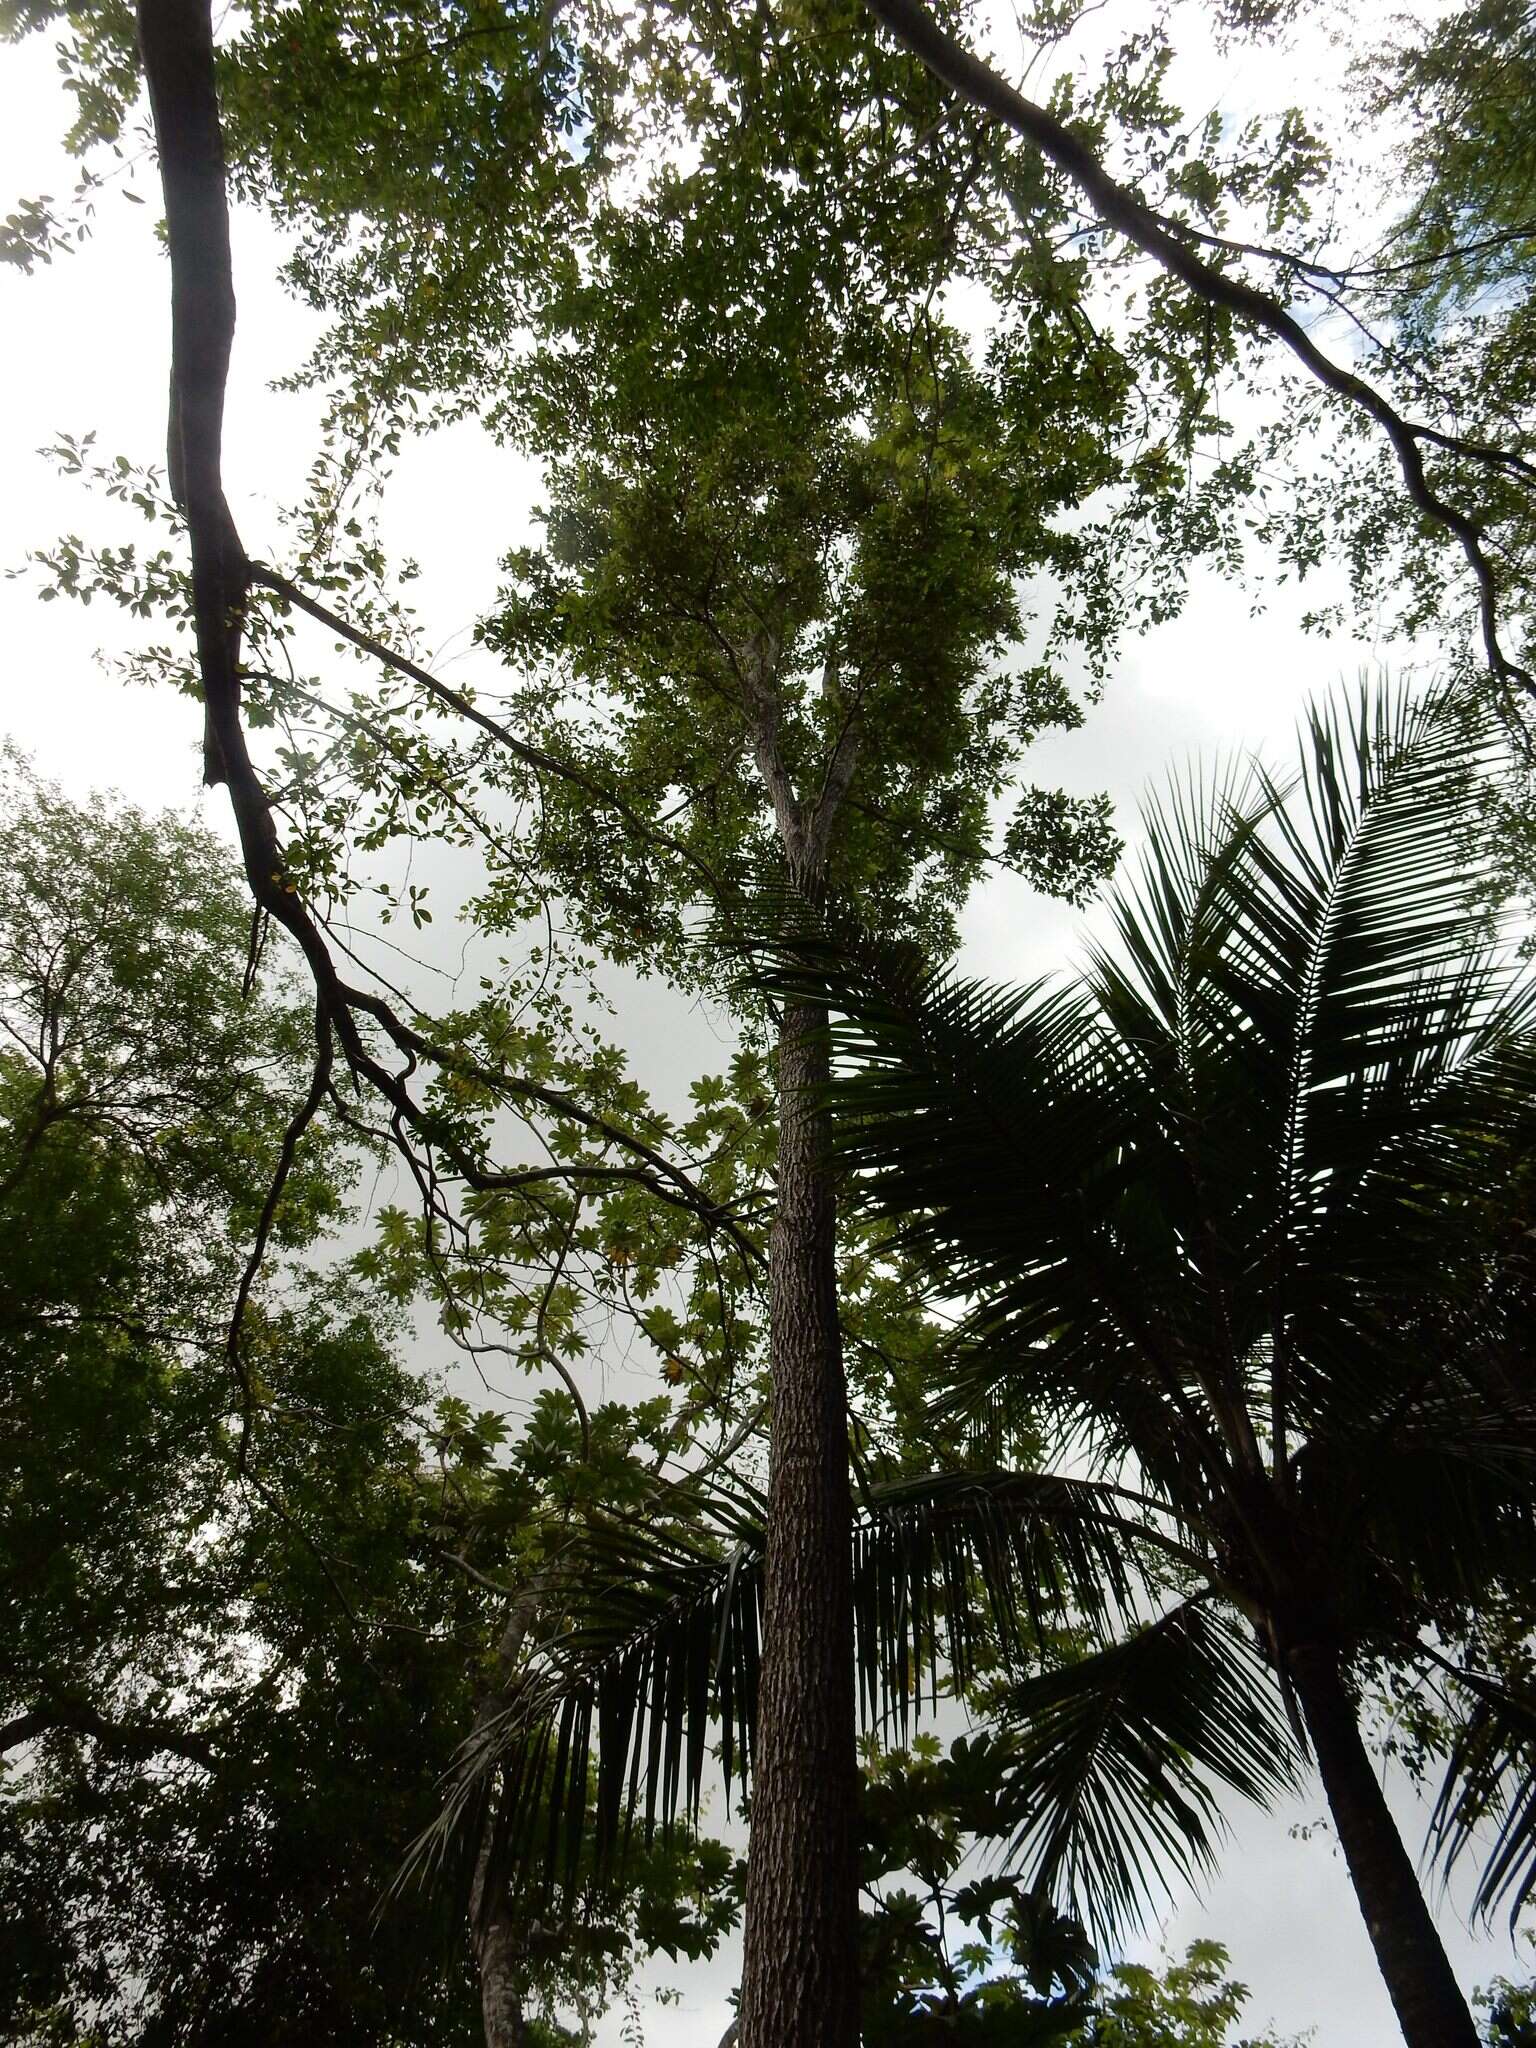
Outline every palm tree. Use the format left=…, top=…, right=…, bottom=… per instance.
left=767, top=684, right=1536, bottom=2048
left=418, top=687, right=1536, bottom=2048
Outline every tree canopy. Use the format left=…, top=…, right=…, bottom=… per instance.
left=7, top=1, right=1536, bottom=2043
left=0, top=765, right=739, bottom=2045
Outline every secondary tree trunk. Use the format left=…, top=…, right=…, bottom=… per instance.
left=477, top=1900, right=529, bottom=2048
left=1288, top=1641, right=1478, bottom=2048
left=736, top=998, right=861, bottom=2048
left=468, top=1591, right=542, bottom=2048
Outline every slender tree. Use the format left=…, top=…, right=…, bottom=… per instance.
left=113, top=9, right=1175, bottom=2040
left=470, top=24, right=1149, bottom=2026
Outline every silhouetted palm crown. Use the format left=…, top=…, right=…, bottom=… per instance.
left=803, top=687, right=1536, bottom=1930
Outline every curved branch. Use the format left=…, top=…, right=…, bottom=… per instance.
left=248, top=564, right=729, bottom=902
left=134, top=0, right=750, bottom=1272
left=228, top=1002, right=333, bottom=1475
left=1, top=1698, right=217, bottom=1769
left=863, top=0, right=1533, bottom=698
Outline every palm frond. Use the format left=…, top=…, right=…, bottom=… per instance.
left=995, top=1599, right=1303, bottom=1944
left=757, top=683, right=1533, bottom=1460
left=1427, top=1665, right=1536, bottom=1926
left=401, top=1466, right=1196, bottom=1926
left=854, top=1467, right=1206, bottom=1741
left=1295, top=1416, right=1536, bottom=1630
left=752, top=916, right=1240, bottom=1488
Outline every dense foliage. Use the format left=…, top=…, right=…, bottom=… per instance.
left=0, top=769, right=737, bottom=2045
left=7, top=0, right=1536, bottom=2043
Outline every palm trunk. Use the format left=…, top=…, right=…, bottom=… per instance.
left=1287, top=1642, right=1478, bottom=2048
left=736, top=998, right=861, bottom=2048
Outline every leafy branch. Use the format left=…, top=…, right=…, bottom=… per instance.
left=863, top=0, right=1535, bottom=702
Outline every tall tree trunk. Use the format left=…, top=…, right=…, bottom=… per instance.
left=736, top=998, right=861, bottom=2048
left=1287, top=1642, right=1478, bottom=2048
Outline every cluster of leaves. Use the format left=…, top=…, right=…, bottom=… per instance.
left=856, top=1733, right=1312, bottom=2044
left=1477, top=1961, right=1536, bottom=2048
left=1206, top=0, right=1536, bottom=714
left=859, top=1730, right=1100, bottom=2042
left=0, top=765, right=740, bottom=2044
left=5, top=0, right=1343, bottom=997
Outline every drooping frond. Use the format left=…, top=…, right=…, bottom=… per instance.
left=401, top=1485, right=765, bottom=1920
left=995, top=1600, right=1303, bottom=1944
left=1428, top=1667, right=1536, bottom=1926
left=852, top=1467, right=1202, bottom=1743
left=402, top=1466, right=1191, bottom=1926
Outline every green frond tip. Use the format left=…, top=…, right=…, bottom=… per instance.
left=997, top=1601, right=1303, bottom=1945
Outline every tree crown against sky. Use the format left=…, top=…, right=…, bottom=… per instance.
left=10, top=0, right=1536, bottom=953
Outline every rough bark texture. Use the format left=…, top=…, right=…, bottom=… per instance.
left=477, top=1901, right=530, bottom=2048
left=1288, top=1642, right=1479, bottom=2048
left=736, top=999, right=861, bottom=2048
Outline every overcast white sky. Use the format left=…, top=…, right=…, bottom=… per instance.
left=1, top=13, right=1529, bottom=2046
